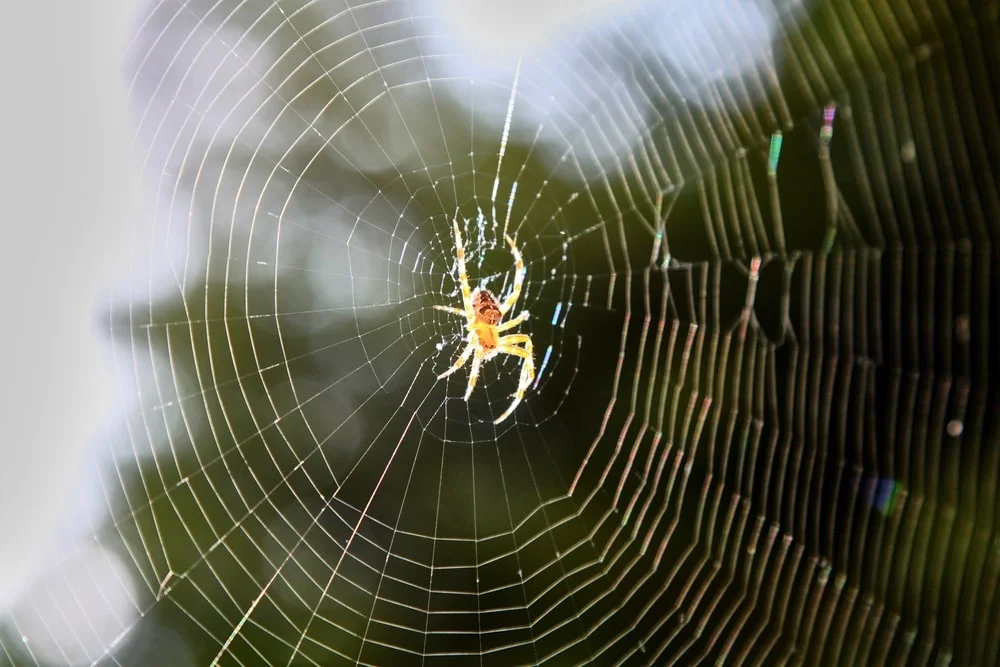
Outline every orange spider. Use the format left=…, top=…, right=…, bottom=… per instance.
left=435, top=218, right=534, bottom=424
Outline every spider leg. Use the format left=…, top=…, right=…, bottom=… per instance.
left=464, top=348, right=484, bottom=401
left=451, top=218, right=474, bottom=312
left=437, top=334, right=476, bottom=379
left=495, top=337, right=535, bottom=386
left=491, top=336, right=535, bottom=424
left=498, top=234, right=525, bottom=315
left=496, top=333, right=533, bottom=350
left=434, top=305, right=469, bottom=318
left=495, top=310, right=529, bottom=332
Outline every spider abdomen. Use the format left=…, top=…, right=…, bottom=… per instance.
left=473, top=290, right=501, bottom=325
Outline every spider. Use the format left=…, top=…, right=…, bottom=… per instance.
left=435, top=218, right=535, bottom=424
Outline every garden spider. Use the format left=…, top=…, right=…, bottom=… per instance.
left=435, top=218, right=535, bottom=424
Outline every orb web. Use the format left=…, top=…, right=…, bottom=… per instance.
left=2, top=0, right=998, bottom=666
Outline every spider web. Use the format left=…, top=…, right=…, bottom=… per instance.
left=3, top=0, right=999, bottom=665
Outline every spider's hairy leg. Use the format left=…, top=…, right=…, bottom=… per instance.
left=438, top=335, right=476, bottom=379
left=434, top=305, right=468, bottom=318
left=464, top=349, right=484, bottom=401
left=499, top=234, right=525, bottom=315
left=495, top=310, right=529, bottom=332
left=451, top=218, right=473, bottom=310
left=497, top=333, right=533, bottom=347
left=492, top=335, right=535, bottom=424
left=496, top=334, right=534, bottom=382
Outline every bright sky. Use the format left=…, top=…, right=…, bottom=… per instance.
left=0, top=0, right=139, bottom=611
